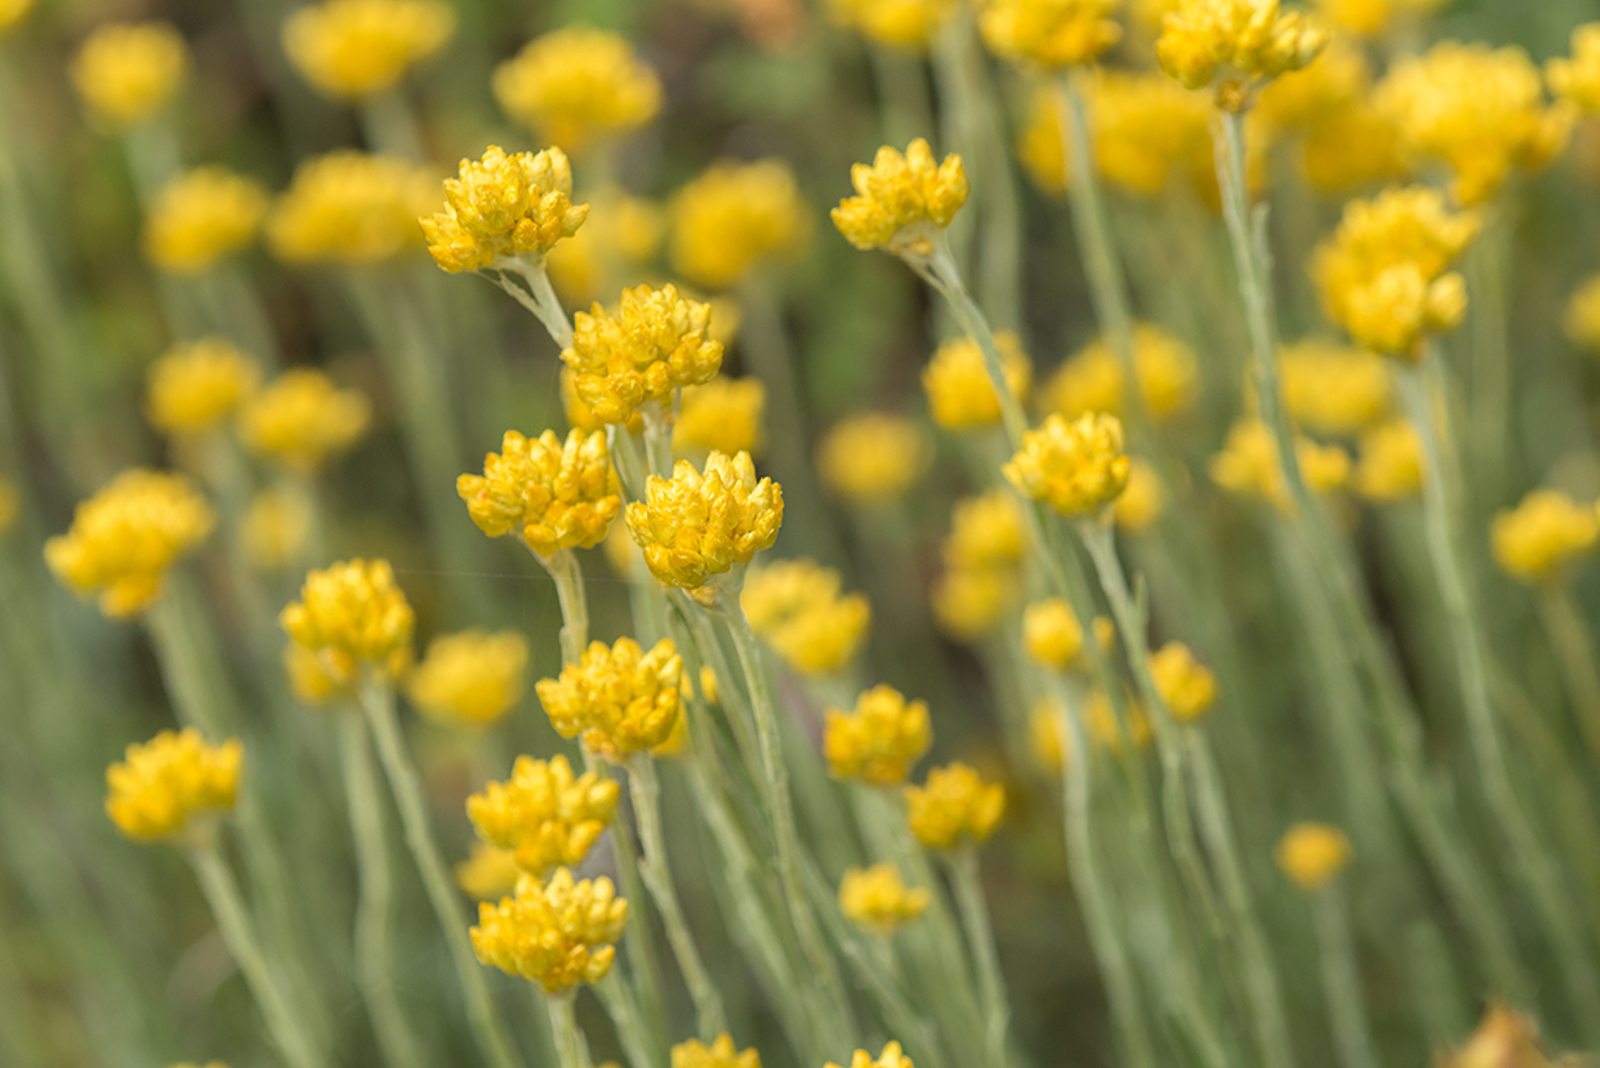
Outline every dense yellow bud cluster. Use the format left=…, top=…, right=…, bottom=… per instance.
left=407, top=629, right=530, bottom=728
left=143, top=167, right=269, bottom=275
left=456, top=842, right=522, bottom=902
left=1278, top=339, right=1392, bottom=436
left=46, top=470, right=214, bottom=619
left=906, top=762, right=1004, bottom=850
left=269, top=151, right=436, bottom=265
left=676, top=377, right=767, bottom=457
left=545, top=189, right=663, bottom=306
left=1353, top=418, right=1424, bottom=503
left=832, top=139, right=969, bottom=257
left=818, top=413, right=930, bottom=503
left=670, top=160, right=811, bottom=290
left=830, top=0, right=954, bottom=49
left=1274, top=822, right=1351, bottom=890
left=1490, top=489, right=1600, bottom=586
left=457, top=429, right=620, bottom=557
left=471, top=868, right=627, bottom=993
left=1045, top=324, right=1198, bottom=424
left=281, top=559, right=415, bottom=685
left=827, top=1043, right=915, bottom=1068
left=1156, top=0, right=1328, bottom=109
left=283, top=0, right=455, bottom=100
left=742, top=558, right=871, bottom=674
left=824, top=684, right=932, bottom=785
left=105, top=729, right=242, bottom=842
left=535, top=637, right=683, bottom=760
left=838, top=864, right=930, bottom=933
left=1005, top=412, right=1131, bottom=517
left=672, top=1034, right=762, bottom=1068
left=923, top=332, right=1032, bottom=431
left=978, top=0, right=1123, bottom=68
left=467, top=754, right=619, bottom=876
left=239, top=369, right=371, bottom=473
left=493, top=27, right=661, bottom=151
left=421, top=146, right=589, bottom=274
left=1564, top=274, right=1600, bottom=353
left=1148, top=641, right=1218, bottom=721
left=564, top=283, right=724, bottom=424
left=71, top=22, right=188, bottom=127
left=1210, top=419, right=1350, bottom=511
left=626, top=452, right=782, bottom=588
left=1549, top=24, right=1600, bottom=114
left=145, top=337, right=261, bottom=438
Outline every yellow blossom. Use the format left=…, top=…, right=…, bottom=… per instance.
left=1005, top=412, right=1131, bottom=517
left=1353, top=418, right=1425, bottom=503
left=564, top=283, right=724, bottom=424
left=269, top=151, right=437, bottom=265
left=839, top=864, right=930, bottom=933
left=45, top=470, right=215, bottom=619
left=456, top=842, right=522, bottom=902
left=1254, top=35, right=1366, bottom=126
left=978, top=0, right=1122, bottom=69
left=284, top=643, right=351, bottom=706
left=471, top=868, right=627, bottom=993
left=535, top=637, right=683, bottom=760
left=829, top=0, right=954, bottom=49
left=1017, top=87, right=1074, bottom=196
left=0, top=0, right=31, bottom=31
left=819, top=413, right=930, bottom=503
left=467, top=754, right=619, bottom=875
left=143, top=167, right=269, bottom=275
left=239, top=369, right=371, bottom=473
left=71, top=22, right=188, bottom=127
left=742, top=558, right=871, bottom=674
left=670, top=160, right=811, bottom=290
left=1490, top=489, right=1600, bottom=586
left=1298, top=98, right=1408, bottom=195
left=545, top=189, right=663, bottom=306
left=905, top=762, right=1004, bottom=850
left=281, top=559, right=414, bottom=686
left=282, top=0, right=455, bottom=100
left=1278, top=339, right=1392, bottom=436
left=1114, top=458, right=1164, bottom=532
left=1023, top=598, right=1085, bottom=669
left=944, top=489, right=1028, bottom=571
left=1564, top=274, right=1600, bottom=353
left=145, top=338, right=261, bottom=438
left=457, top=429, right=621, bottom=557
left=1148, top=641, right=1217, bottom=722
left=824, top=684, right=932, bottom=785
left=421, top=145, right=589, bottom=274
left=243, top=488, right=313, bottom=569
left=1210, top=419, right=1350, bottom=511
left=407, top=630, right=530, bottom=728
left=932, top=565, right=1018, bottom=642
left=626, top=451, right=783, bottom=589
left=827, top=1043, right=915, bottom=1068
left=832, top=139, right=969, bottom=257
left=1274, top=821, right=1351, bottom=890
left=0, top=476, right=18, bottom=535
left=106, top=728, right=242, bottom=843
left=1442, top=1006, right=1570, bottom=1068
left=1044, top=324, right=1199, bottom=423
left=1549, top=24, right=1600, bottom=114
left=923, top=332, right=1032, bottom=431
left=1156, top=0, right=1328, bottom=109
left=673, top=1034, right=762, bottom=1068
left=676, top=377, right=767, bottom=457
left=492, top=27, right=661, bottom=152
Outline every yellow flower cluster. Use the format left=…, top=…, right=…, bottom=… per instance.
left=1024, top=598, right=1085, bottom=669
left=1210, top=419, right=1349, bottom=511
left=457, top=429, right=621, bottom=557
left=456, top=842, right=522, bottom=902
left=832, top=139, right=969, bottom=258
left=71, top=21, right=188, bottom=127
left=1549, top=24, right=1600, bottom=114
left=421, top=145, right=589, bottom=274
left=742, top=558, right=872, bottom=674
left=545, top=189, right=663, bottom=305
left=269, top=151, right=437, bottom=265
left=281, top=559, right=415, bottom=685
left=819, top=413, right=929, bottom=503
left=1277, top=339, right=1391, bottom=436
left=626, top=451, right=783, bottom=589
left=1148, top=641, right=1217, bottom=722
left=1045, top=324, right=1198, bottom=424
left=829, top=0, right=954, bottom=50
left=670, top=160, right=811, bottom=290
left=536, top=637, right=683, bottom=760
left=282, top=0, right=455, bottom=100
left=1311, top=186, right=1478, bottom=359
left=1376, top=42, right=1572, bottom=206
left=933, top=489, right=1027, bottom=641
left=932, top=565, right=1018, bottom=642
left=906, top=762, right=1004, bottom=850
left=828, top=1043, right=915, bottom=1068
left=1564, top=274, right=1600, bottom=353
left=565, top=283, right=724, bottom=424
left=824, top=684, right=932, bottom=785
left=145, top=337, right=261, bottom=439
left=1253, top=35, right=1364, bottom=126
left=492, top=27, right=662, bottom=151
left=284, top=643, right=352, bottom=706
left=1274, top=821, right=1351, bottom=890
left=676, top=377, right=767, bottom=457
left=471, top=868, right=627, bottom=993
left=1353, top=418, right=1424, bottom=503
left=1005, top=412, right=1130, bottom=517
left=467, top=754, right=620, bottom=876
left=978, top=0, right=1122, bottom=69
left=407, top=629, right=529, bottom=728
left=143, top=167, right=269, bottom=275
left=239, top=368, right=371, bottom=473
left=1156, top=0, right=1328, bottom=109
left=838, top=863, right=930, bottom=933
left=1490, top=489, right=1600, bottom=586
left=672, top=1034, right=762, bottom=1068
left=105, top=728, right=242, bottom=842
left=46, top=470, right=215, bottom=619
left=923, top=332, right=1032, bottom=431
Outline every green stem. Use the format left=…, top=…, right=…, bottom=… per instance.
left=947, top=848, right=1010, bottom=1068
left=548, top=993, right=586, bottom=1068
left=1538, top=585, right=1600, bottom=761
left=919, top=243, right=1029, bottom=446
left=594, top=973, right=661, bottom=1068
left=501, top=256, right=574, bottom=350
left=1312, top=884, right=1378, bottom=1068
left=541, top=548, right=591, bottom=666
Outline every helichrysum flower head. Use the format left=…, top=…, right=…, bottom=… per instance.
left=492, top=27, right=662, bottom=152
left=670, top=160, right=812, bottom=290
left=676, top=377, right=767, bottom=457
left=943, top=489, right=1028, bottom=571
left=825, top=684, right=933, bottom=786
left=905, top=762, right=1004, bottom=850
left=467, top=754, right=620, bottom=876
left=458, top=429, right=621, bottom=557
left=839, top=864, right=930, bottom=934
left=1274, top=822, right=1351, bottom=890
left=1023, top=598, right=1086, bottom=669
left=71, top=22, right=188, bottom=127
left=1564, top=274, right=1600, bottom=354
left=1490, top=489, right=1600, bottom=586
left=46, top=470, right=215, bottom=619
left=1353, top=418, right=1424, bottom=503
left=143, top=167, right=269, bottom=275
left=923, top=332, right=1032, bottom=431
left=1045, top=324, right=1199, bottom=423
left=1311, top=186, right=1478, bottom=360
left=145, top=338, right=261, bottom=439
left=978, top=0, right=1122, bottom=69
left=281, top=559, right=415, bottom=686
left=106, top=728, right=242, bottom=842
left=457, top=842, right=522, bottom=901
left=1148, top=641, right=1217, bottom=722
left=829, top=0, right=954, bottom=50
left=818, top=413, right=930, bottom=504
left=536, top=637, right=683, bottom=760
left=673, top=1034, right=762, bottom=1068
left=1114, top=458, right=1165, bottom=532
left=1156, top=0, right=1328, bottom=110
left=1549, top=24, right=1600, bottom=114
left=407, top=629, right=530, bottom=728
left=742, top=558, right=872, bottom=674
left=932, top=565, right=1018, bottom=642
left=1004, top=412, right=1131, bottom=517
left=625, top=451, right=783, bottom=589
left=1210, top=419, right=1350, bottom=511
left=282, top=0, right=455, bottom=100
left=285, top=643, right=352, bottom=706
left=832, top=139, right=969, bottom=258
left=240, top=369, right=370, bottom=473
left=421, top=145, right=589, bottom=273
left=546, top=189, right=663, bottom=306
left=1278, top=339, right=1391, bottom=435
left=828, top=1043, right=915, bottom=1068
left=270, top=151, right=437, bottom=265
left=471, top=868, right=627, bottom=993
left=564, top=283, right=724, bottom=424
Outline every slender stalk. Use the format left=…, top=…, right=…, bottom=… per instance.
left=501, top=256, right=574, bottom=350
left=1539, top=585, right=1600, bottom=760
left=595, top=973, right=662, bottom=1068
left=918, top=243, right=1030, bottom=446
left=867, top=46, right=933, bottom=149
left=540, top=548, right=591, bottom=665
left=1312, top=884, right=1379, bottom=1068
left=548, top=993, right=586, bottom=1068
left=361, top=89, right=425, bottom=161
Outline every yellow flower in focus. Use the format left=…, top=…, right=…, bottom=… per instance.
left=1490, top=489, right=1600, bottom=586
left=1148, top=641, right=1217, bottom=722
left=269, top=151, right=437, bottom=265
left=282, top=0, right=455, bottom=100
left=1278, top=339, right=1392, bottom=436
left=1210, top=419, right=1350, bottom=511
left=471, top=868, right=627, bottom=993
left=0, top=476, right=18, bottom=535
left=626, top=451, right=783, bottom=589
left=670, top=160, right=811, bottom=290
left=923, top=332, right=1032, bottom=431
left=1004, top=412, right=1131, bottom=518
left=1549, top=24, right=1600, bottom=114
left=1155, top=0, right=1328, bottom=109
left=284, top=643, right=351, bottom=706
left=1044, top=324, right=1199, bottom=423
left=564, top=283, right=724, bottom=424
left=1564, top=274, right=1600, bottom=353
left=944, top=489, right=1028, bottom=571
left=492, top=27, right=661, bottom=152
left=456, top=842, right=522, bottom=902
left=407, top=630, right=530, bottom=728
left=839, top=864, right=930, bottom=934
left=676, top=377, right=767, bottom=457
left=535, top=637, right=683, bottom=760
left=832, top=139, right=969, bottom=258
left=1353, top=418, right=1424, bottom=503
left=45, top=470, right=215, bottom=619
left=545, top=189, right=663, bottom=306
left=1114, top=458, right=1164, bottom=532
left=819, top=413, right=930, bottom=504
left=146, top=337, right=261, bottom=439
left=742, top=558, right=872, bottom=674
left=421, top=145, right=589, bottom=274
left=824, top=684, right=933, bottom=785
left=672, top=1034, right=762, bottom=1068
left=905, top=762, right=1004, bottom=850
left=932, top=565, right=1018, bottom=642
left=143, top=167, right=269, bottom=275
left=105, top=728, right=242, bottom=843
left=239, top=369, right=371, bottom=473
left=1023, top=598, right=1085, bottom=669
left=1274, top=822, right=1351, bottom=890
left=71, top=22, right=188, bottom=127
left=244, top=489, right=313, bottom=569
left=466, top=754, right=619, bottom=875
left=0, top=0, right=31, bottom=31
left=829, top=0, right=954, bottom=49
left=827, top=1043, right=915, bottom=1068
left=457, top=429, right=621, bottom=557
left=281, top=559, right=415, bottom=686
left=978, top=0, right=1122, bottom=69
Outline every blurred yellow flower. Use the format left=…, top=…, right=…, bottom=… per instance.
left=1004, top=412, right=1130, bottom=517
left=457, top=429, right=621, bottom=557
left=455, top=842, right=522, bottom=902
left=471, top=868, right=627, bottom=993
left=281, top=558, right=415, bottom=686
left=978, top=0, right=1122, bottom=68
left=672, top=1034, right=762, bottom=1068
left=1310, top=0, right=1446, bottom=38
left=829, top=0, right=953, bottom=49
left=1442, top=1006, right=1567, bottom=1068
left=536, top=637, right=683, bottom=760
left=545, top=189, right=663, bottom=306
left=932, top=565, right=1018, bottom=642
left=944, top=489, right=1028, bottom=571
left=1278, top=339, right=1392, bottom=436
left=1275, top=822, right=1351, bottom=890
left=1210, top=419, right=1350, bottom=512
left=1029, top=700, right=1070, bottom=773
left=285, top=642, right=351, bottom=706
left=145, top=337, right=261, bottom=438
left=467, top=754, right=619, bottom=875
left=1113, top=458, right=1164, bottom=532
left=243, top=489, right=313, bottom=570
left=832, top=139, right=969, bottom=258
left=1156, top=0, right=1328, bottom=109
left=824, top=684, right=932, bottom=786
left=407, top=629, right=530, bottom=728
left=1564, top=274, right=1600, bottom=353
left=239, top=369, right=371, bottom=473
left=1085, top=689, right=1151, bottom=752
left=1490, top=489, right=1600, bottom=586
left=282, top=0, right=455, bottom=100
left=923, top=332, right=1032, bottom=431
left=676, top=377, right=767, bottom=458
left=1298, top=98, right=1408, bottom=195
left=421, top=145, right=589, bottom=274
left=839, top=863, right=930, bottom=933
left=1353, top=418, right=1425, bottom=503
left=1044, top=324, right=1198, bottom=423
left=0, top=0, right=31, bottom=31
left=106, top=728, right=242, bottom=843
left=565, top=282, right=724, bottom=424
left=71, top=21, right=188, bottom=127
left=1549, top=24, right=1600, bottom=114
left=742, top=558, right=872, bottom=674
left=670, top=160, right=811, bottom=290
left=143, top=167, right=269, bottom=275
left=819, top=413, right=930, bottom=504
left=626, top=451, right=782, bottom=589
left=1254, top=36, right=1366, bottom=127
left=1148, top=641, right=1217, bottom=722
left=906, top=762, right=1004, bottom=850
left=493, top=27, right=661, bottom=152
left=270, top=151, right=437, bottom=265
left=1023, top=598, right=1085, bottom=669
left=828, top=1043, right=914, bottom=1068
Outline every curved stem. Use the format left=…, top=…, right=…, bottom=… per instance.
left=500, top=257, right=574, bottom=350
left=919, top=244, right=1030, bottom=447
left=948, top=847, right=1012, bottom=1068
left=547, top=993, right=586, bottom=1068
left=1313, top=884, right=1378, bottom=1068
left=540, top=548, right=591, bottom=666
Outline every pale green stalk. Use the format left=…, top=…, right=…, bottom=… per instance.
left=595, top=973, right=662, bottom=1068
left=540, top=548, right=591, bottom=665
left=948, top=847, right=1012, bottom=1068
left=501, top=255, right=575, bottom=350
left=1538, top=585, right=1600, bottom=761
left=548, top=993, right=586, bottom=1068
left=915, top=242, right=1029, bottom=446
left=867, top=46, right=934, bottom=149
left=361, top=89, right=426, bottom=161
left=1311, top=883, right=1378, bottom=1068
